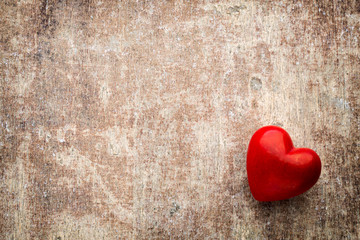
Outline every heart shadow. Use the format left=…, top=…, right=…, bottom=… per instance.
left=242, top=176, right=312, bottom=220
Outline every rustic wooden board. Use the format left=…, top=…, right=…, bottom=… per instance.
left=1, top=0, right=359, bottom=239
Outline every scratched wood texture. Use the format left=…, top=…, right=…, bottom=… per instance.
left=1, top=0, right=359, bottom=239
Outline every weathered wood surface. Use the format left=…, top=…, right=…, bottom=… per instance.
left=1, top=0, right=359, bottom=239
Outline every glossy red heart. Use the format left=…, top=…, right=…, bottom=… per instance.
left=247, top=126, right=321, bottom=201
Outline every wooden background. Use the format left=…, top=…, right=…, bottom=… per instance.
left=1, top=0, right=359, bottom=239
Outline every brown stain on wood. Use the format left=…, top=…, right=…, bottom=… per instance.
left=1, top=0, right=359, bottom=239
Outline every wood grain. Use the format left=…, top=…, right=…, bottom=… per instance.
left=1, top=0, right=359, bottom=239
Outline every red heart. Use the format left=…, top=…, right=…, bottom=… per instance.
left=247, top=126, right=321, bottom=201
